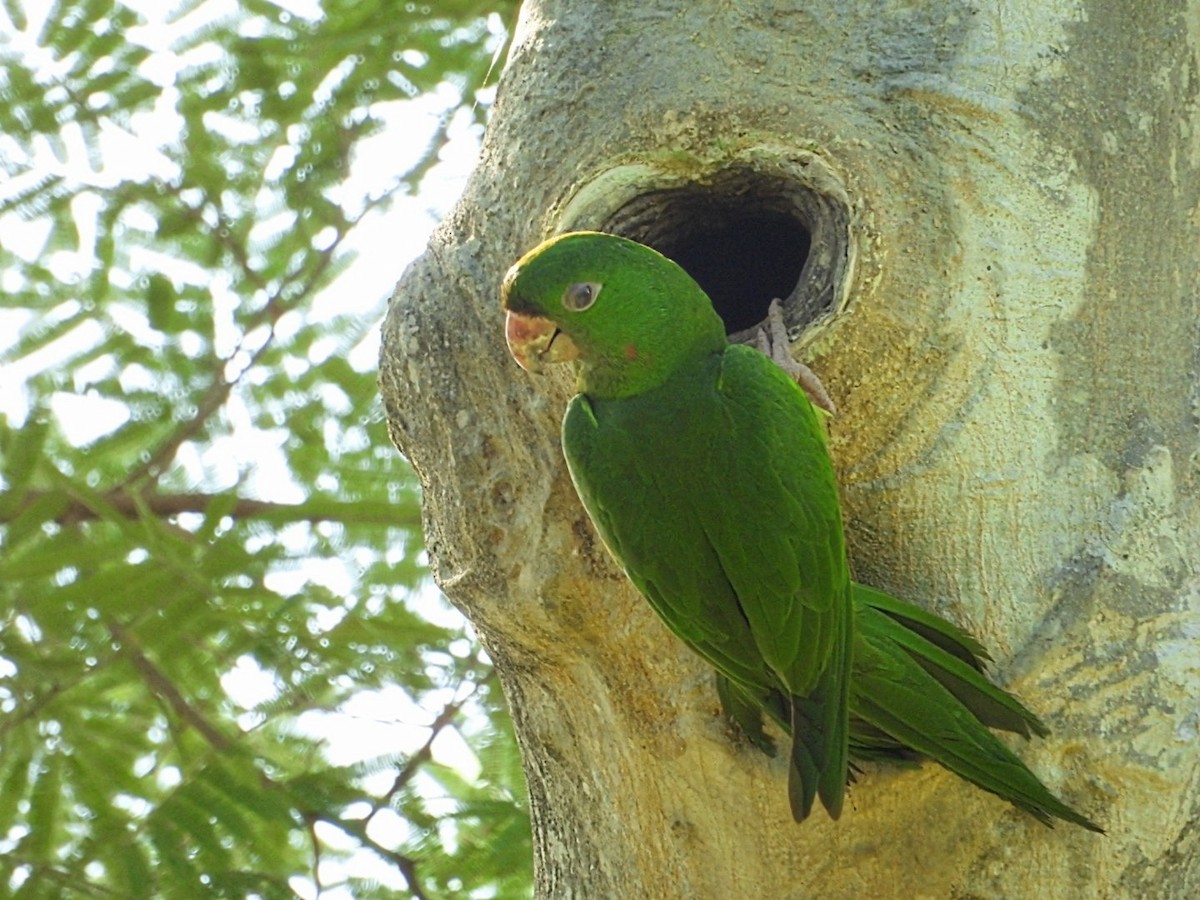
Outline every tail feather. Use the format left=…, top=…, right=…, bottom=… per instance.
left=855, top=585, right=1049, bottom=739
left=852, top=584, right=991, bottom=668
left=783, top=579, right=853, bottom=823
left=714, top=675, right=849, bottom=819
left=815, top=591, right=852, bottom=819
left=786, top=637, right=851, bottom=821
left=854, top=603, right=1103, bottom=832
left=787, top=696, right=824, bottom=820
left=716, top=586, right=1103, bottom=831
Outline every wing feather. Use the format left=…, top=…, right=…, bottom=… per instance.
left=562, top=344, right=852, bottom=819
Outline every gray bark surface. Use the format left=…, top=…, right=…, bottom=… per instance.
left=380, top=1, right=1200, bottom=896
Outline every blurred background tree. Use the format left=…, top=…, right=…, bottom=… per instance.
left=0, top=1, right=528, bottom=897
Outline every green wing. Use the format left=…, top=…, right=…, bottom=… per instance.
left=562, top=344, right=852, bottom=820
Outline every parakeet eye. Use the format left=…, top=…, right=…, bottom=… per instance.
left=562, top=282, right=600, bottom=312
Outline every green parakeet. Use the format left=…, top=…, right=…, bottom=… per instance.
left=501, top=230, right=1101, bottom=832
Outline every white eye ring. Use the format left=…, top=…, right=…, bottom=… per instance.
left=562, top=282, right=601, bottom=312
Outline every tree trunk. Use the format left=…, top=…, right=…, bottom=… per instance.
left=379, top=1, right=1200, bottom=896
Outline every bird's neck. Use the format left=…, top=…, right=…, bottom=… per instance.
left=576, top=327, right=725, bottom=400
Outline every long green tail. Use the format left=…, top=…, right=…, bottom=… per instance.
left=850, top=584, right=1103, bottom=832
left=717, top=585, right=1103, bottom=831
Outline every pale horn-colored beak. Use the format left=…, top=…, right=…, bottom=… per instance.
left=505, top=310, right=579, bottom=373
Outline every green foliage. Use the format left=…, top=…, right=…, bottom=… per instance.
left=0, top=1, right=529, bottom=897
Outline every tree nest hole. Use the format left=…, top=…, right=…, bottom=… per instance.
left=601, top=165, right=847, bottom=336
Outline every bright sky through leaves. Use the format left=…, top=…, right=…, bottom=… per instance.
left=0, top=1, right=530, bottom=897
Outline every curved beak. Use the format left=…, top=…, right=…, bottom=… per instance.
left=505, top=310, right=579, bottom=373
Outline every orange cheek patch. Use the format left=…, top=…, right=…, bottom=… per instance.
left=624, top=343, right=638, bottom=360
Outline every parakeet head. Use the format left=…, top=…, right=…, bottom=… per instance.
left=501, top=231, right=726, bottom=398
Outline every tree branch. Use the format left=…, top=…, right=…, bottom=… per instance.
left=2, top=489, right=420, bottom=530
left=310, top=813, right=430, bottom=900
left=19, top=860, right=126, bottom=899
left=108, top=619, right=235, bottom=753
left=114, top=183, right=343, bottom=491
left=366, top=684, right=479, bottom=830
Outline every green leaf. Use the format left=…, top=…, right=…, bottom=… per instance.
left=0, top=1, right=530, bottom=895
left=0, top=749, right=33, bottom=832
left=145, top=273, right=180, bottom=332
left=22, top=752, right=63, bottom=861
left=1, top=0, right=27, bottom=31
left=0, top=414, right=50, bottom=491
left=0, top=490, right=69, bottom=551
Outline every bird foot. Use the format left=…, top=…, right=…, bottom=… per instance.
left=733, top=299, right=836, bottom=415
left=715, top=674, right=777, bottom=758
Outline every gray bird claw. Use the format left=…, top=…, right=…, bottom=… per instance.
left=733, top=299, right=836, bottom=415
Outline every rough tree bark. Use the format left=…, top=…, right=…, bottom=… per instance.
left=380, top=2, right=1199, bottom=896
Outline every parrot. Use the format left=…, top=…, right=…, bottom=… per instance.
left=500, top=230, right=1102, bottom=832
